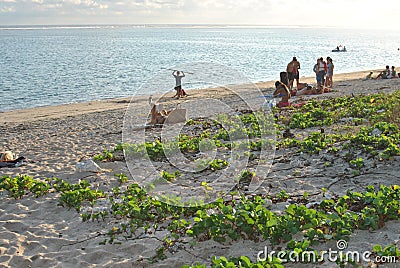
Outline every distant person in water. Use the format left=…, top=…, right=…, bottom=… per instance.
left=273, top=81, right=291, bottom=108
left=172, top=70, right=186, bottom=98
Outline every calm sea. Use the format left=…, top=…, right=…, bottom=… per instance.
left=1, top=25, right=399, bottom=112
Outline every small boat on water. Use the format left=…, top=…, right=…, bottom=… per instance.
left=332, top=46, right=347, bottom=52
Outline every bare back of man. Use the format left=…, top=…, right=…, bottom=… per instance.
left=286, top=61, right=295, bottom=90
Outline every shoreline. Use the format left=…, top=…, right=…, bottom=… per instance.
left=0, top=68, right=385, bottom=124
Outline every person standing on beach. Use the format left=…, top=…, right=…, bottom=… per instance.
left=172, top=70, right=185, bottom=99
left=292, top=57, right=301, bottom=88
left=317, top=57, right=327, bottom=88
left=313, top=59, right=320, bottom=84
left=286, top=59, right=296, bottom=90
left=326, top=57, right=334, bottom=87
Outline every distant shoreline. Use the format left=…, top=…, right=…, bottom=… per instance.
left=0, top=24, right=361, bottom=29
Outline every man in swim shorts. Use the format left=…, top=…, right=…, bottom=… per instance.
left=286, top=59, right=296, bottom=90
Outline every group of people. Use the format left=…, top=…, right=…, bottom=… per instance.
left=172, top=70, right=188, bottom=98
left=313, top=57, right=334, bottom=89
left=367, top=66, right=398, bottom=80
left=273, top=56, right=335, bottom=108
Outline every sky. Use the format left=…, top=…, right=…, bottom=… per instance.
left=0, top=0, right=399, bottom=28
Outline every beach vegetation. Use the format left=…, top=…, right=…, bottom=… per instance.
left=1, top=174, right=400, bottom=267
left=0, top=175, right=50, bottom=198
left=2, top=91, right=400, bottom=267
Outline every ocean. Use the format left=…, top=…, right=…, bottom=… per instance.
left=1, top=25, right=399, bottom=112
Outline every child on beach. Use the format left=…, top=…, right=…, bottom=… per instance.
left=365, top=72, right=373, bottom=80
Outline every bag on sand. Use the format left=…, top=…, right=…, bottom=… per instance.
left=280, top=72, right=289, bottom=87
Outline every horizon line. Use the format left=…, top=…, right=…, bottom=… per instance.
left=0, top=23, right=374, bottom=30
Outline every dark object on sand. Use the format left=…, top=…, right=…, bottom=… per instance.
left=0, top=156, right=26, bottom=168
left=280, top=72, right=289, bottom=87
left=283, top=129, right=295, bottom=138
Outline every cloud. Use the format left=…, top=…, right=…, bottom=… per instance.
left=0, top=0, right=399, bottom=27
left=0, top=6, right=15, bottom=12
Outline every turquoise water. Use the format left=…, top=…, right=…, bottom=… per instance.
left=1, top=25, right=399, bottom=112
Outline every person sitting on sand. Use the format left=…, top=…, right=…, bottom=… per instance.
left=375, top=66, right=390, bottom=79
left=273, top=81, right=291, bottom=108
left=387, top=66, right=397, bottom=79
left=0, top=151, right=25, bottom=168
left=149, top=104, right=172, bottom=125
left=365, top=72, right=374, bottom=80
left=0, top=151, right=14, bottom=161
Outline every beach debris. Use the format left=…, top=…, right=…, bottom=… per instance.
left=306, top=201, right=322, bottom=208
left=283, top=129, right=295, bottom=138
left=76, top=159, right=103, bottom=173
left=370, top=128, right=383, bottom=137
left=339, top=117, right=353, bottom=123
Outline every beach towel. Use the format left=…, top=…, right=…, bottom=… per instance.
left=165, top=109, right=187, bottom=124
left=277, top=101, right=290, bottom=108
left=292, top=102, right=307, bottom=108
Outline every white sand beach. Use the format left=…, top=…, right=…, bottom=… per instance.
left=0, top=70, right=399, bottom=267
